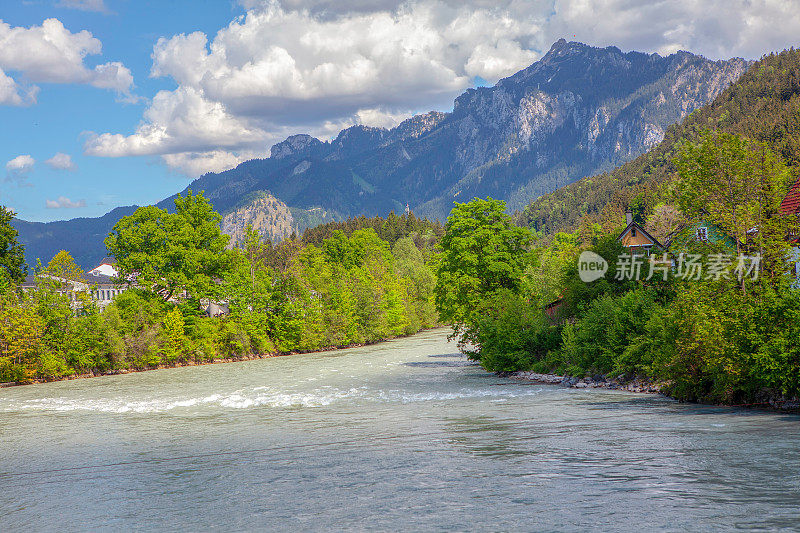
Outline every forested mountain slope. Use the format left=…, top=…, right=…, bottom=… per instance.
left=167, top=39, right=747, bottom=221
left=519, top=48, right=800, bottom=235
left=13, top=40, right=749, bottom=267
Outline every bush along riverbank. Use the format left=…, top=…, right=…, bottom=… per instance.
left=0, top=193, right=442, bottom=386
left=434, top=174, right=800, bottom=411
left=0, top=331, right=436, bottom=388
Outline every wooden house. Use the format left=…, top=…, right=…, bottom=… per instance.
left=666, top=218, right=737, bottom=254
left=616, top=212, right=666, bottom=255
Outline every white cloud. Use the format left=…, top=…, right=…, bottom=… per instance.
left=0, top=67, right=38, bottom=106
left=45, top=196, right=87, bottom=209
left=88, top=1, right=541, bottom=175
left=56, top=0, right=109, bottom=13
left=5, top=154, right=35, bottom=184
left=162, top=149, right=268, bottom=177
left=86, top=0, right=800, bottom=177
left=6, top=154, right=36, bottom=172
left=6, top=154, right=35, bottom=172
left=85, top=85, right=269, bottom=157
left=548, top=0, right=800, bottom=60
left=0, top=18, right=135, bottom=104
left=45, top=152, right=77, bottom=171
left=355, top=108, right=414, bottom=129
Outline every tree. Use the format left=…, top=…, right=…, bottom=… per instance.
left=674, top=131, right=756, bottom=256
left=105, top=191, right=231, bottom=300
left=0, top=303, right=42, bottom=381
left=0, top=206, right=26, bottom=283
left=44, top=250, right=84, bottom=283
left=160, top=308, right=189, bottom=364
left=222, top=227, right=275, bottom=323
left=434, top=198, right=532, bottom=347
left=674, top=131, right=799, bottom=286
left=645, top=203, right=686, bottom=244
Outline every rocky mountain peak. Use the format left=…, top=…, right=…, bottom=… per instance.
left=270, top=134, right=323, bottom=159
left=391, top=111, right=447, bottom=141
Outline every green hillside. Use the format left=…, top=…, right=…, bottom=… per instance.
left=519, top=48, right=800, bottom=235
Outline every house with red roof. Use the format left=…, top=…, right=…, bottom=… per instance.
left=780, top=176, right=800, bottom=216
left=780, top=175, right=800, bottom=285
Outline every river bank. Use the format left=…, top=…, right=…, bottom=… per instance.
left=506, top=370, right=800, bottom=412
left=507, top=371, right=664, bottom=393
left=0, top=329, right=442, bottom=388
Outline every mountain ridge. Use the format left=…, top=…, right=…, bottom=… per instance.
left=518, top=46, right=800, bottom=237
left=13, top=40, right=751, bottom=268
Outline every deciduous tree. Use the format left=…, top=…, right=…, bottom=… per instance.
left=435, top=198, right=532, bottom=348
left=0, top=206, right=26, bottom=283
left=106, top=191, right=231, bottom=300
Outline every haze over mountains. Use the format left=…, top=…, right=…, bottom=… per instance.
left=13, top=40, right=750, bottom=268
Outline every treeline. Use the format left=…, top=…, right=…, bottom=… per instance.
left=519, top=47, right=800, bottom=239
left=301, top=211, right=443, bottom=247
left=0, top=195, right=439, bottom=383
left=436, top=131, right=800, bottom=406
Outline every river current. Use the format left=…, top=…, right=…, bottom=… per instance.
left=1, top=329, right=799, bottom=531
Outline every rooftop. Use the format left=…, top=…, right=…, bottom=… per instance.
left=780, top=176, right=800, bottom=214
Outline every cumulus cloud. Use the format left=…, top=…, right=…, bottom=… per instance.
left=162, top=149, right=269, bottom=177
left=87, top=1, right=541, bottom=175
left=86, top=0, right=800, bottom=176
left=45, top=152, right=77, bottom=171
left=5, top=154, right=35, bottom=184
left=0, top=18, right=135, bottom=104
left=85, top=85, right=269, bottom=156
left=0, top=67, right=39, bottom=106
left=45, top=196, right=87, bottom=209
left=56, top=0, right=109, bottom=13
left=547, top=0, right=800, bottom=60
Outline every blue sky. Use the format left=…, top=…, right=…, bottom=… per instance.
left=2, top=0, right=799, bottom=222
left=1, top=1, right=248, bottom=221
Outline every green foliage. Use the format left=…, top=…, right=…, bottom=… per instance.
left=558, top=235, right=640, bottom=316
left=649, top=280, right=800, bottom=404
left=559, top=288, right=663, bottom=375
left=0, top=206, right=26, bottom=283
left=526, top=231, right=580, bottom=306
left=105, top=191, right=231, bottom=300
left=1, top=192, right=443, bottom=384
left=302, top=211, right=444, bottom=247
left=472, top=290, right=562, bottom=372
left=674, top=131, right=797, bottom=247
left=435, top=198, right=532, bottom=347
left=160, top=308, right=189, bottom=363
left=44, top=250, right=84, bottom=283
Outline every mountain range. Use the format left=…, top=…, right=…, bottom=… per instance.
left=13, top=39, right=750, bottom=268
left=519, top=46, right=800, bottom=237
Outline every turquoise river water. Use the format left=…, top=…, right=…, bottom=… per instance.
left=1, top=329, right=799, bottom=531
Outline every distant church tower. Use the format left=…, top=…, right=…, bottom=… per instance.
left=405, top=202, right=411, bottom=215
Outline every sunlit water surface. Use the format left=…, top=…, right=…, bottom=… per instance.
left=1, top=329, right=799, bottom=531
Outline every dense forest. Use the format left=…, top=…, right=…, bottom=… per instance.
left=519, top=48, right=800, bottom=239
left=301, top=212, right=444, bottom=247
left=0, top=195, right=439, bottom=384
left=436, top=48, right=800, bottom=408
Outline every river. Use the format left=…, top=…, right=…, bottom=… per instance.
left=1, top=329, right=799, bottom=531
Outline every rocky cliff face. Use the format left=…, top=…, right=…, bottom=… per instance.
left=14, top=40, right=751, bottom=267
left=221, top=194, right=295, bottom=248
left=220, top=193, right=338, bottom=248
left=172, top=39, right=748, bottom=221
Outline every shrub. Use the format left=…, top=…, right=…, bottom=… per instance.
left=474, top=289, right=562, bottom=372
